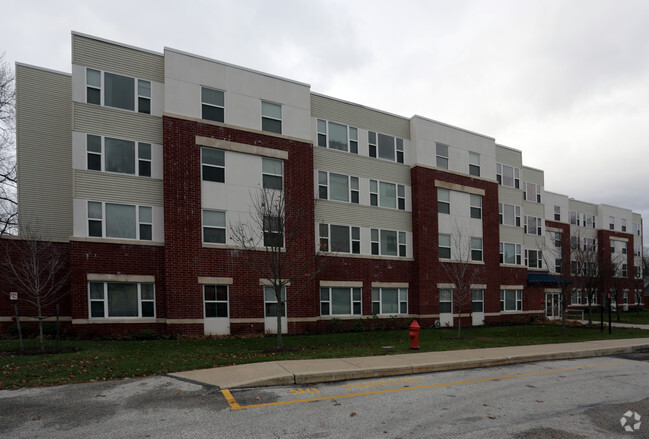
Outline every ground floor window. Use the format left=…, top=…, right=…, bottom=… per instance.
left=571, top=289, right=581, bottom=305
left=439, top=289, right=452, bottom=313
left=89, top=282, right=155, bottom=318
left=264, top=286, right=286, bottom=317
left=320, top=287, right=361, bottom=316
left=371, top=288, right=407, bottom=315
left=471, top=289, right=484, bottom=313
left=500, top=289, right=522, bottom=312
left=204, top=285, right=228, bottom=317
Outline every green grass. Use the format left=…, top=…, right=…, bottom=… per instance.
left=1, top=324, right=648, bottom=389
left=582, top=310, right=649, bottom=325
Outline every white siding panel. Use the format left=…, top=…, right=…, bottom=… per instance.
left=314, top=147, right=410, bottom=185
left=315, top=201, right=411, bottom=231
left=73, top=103, right=163, bottom=144
left=74, top=170, right=163, bottom=206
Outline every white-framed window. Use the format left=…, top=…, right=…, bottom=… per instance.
left=472, top=289, right=484, bottom=313
left=370, top=229, right=406, bottom=257
left=553, top=231, right=562, bottom=248
left=609, top=216, right=615, bottom=230
left=555, top=258, right=562, bottom=273
left=569, top=211, right=580, bottom=226
left=439, top=234, right=451, bottom=259
left=524, top=216, right=542, bottom=236
left=436, top=143, right=449, bottom=169
left=523, top=182, right=541, bottom=203
left=583, top=214, right=595, bottom=229
left=500, top=289, right=522, bottom=312
left=203, top=210, right=226, bottom=244
left=438, top=188, right=450, bottom=214
left=469, top=152, right=480, bottom=177
left=320, top=287, right=361, bottom=316
left=204, top=285, right=228, bottom=318
left=634, top=265, right=642, bottom=278
left=372, top=288, right=408, bottom=315
left=368, top=131, right=404, bottom=163
left=89, top=282, right=155, bottom=318
left=496, top=163, right=520, bottom=188
left=318, top=223, right=360, bottom=254
left=87, top=201, right=152, bottom=241
left=499, top=203, right=521, bottom=227
left=623, top=291, right=629, bottom=306
left=261, top=101, right=282, bottom=134
left=634, top=242, right=642, bottom=257
left=499, top=242, right=522, bottom=265
left=264, top=286, right=286, bottom=317
left=583, top=237, right=596, bottom=252
left=370, top=180, right=405, bottom=210
left=201, top=87, right=224, bottom=123
left=263, top=215, right=283, bottom=248
left=621, top=242, right=628, bottom=255
left=571, top=289, right=582, bottom=305
left=201, top=147, right=225, bottom=183
left=621, top=263, right=628, bottom=277
left=262, top=158, right=283, bottom=190
left=86, top=134, right=152, bottom=177
left=621, top=218, right=627, bottom=232
left=525, top=249, right=542, bottom=269
left=470, top=194, right=482, bottom=219
left=471, top=237, right=483, bottom=262
left=633, top=223, right=641, bottom=236
left=317, top=119, right=358, bottom=154
left=86, top=68, right=150, bottom=114
left=318, top=172, right=359, bottom=203
left=439, top=289, right=452, bottom=313
left=554, top=205, right=561, bottom=221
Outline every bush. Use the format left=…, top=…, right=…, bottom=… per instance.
left=136, top=329, right=159, bottom=340
left=9, top=322, right=36, bottom=338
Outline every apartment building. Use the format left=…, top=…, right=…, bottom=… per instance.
left=1, top=32, right=643, bottom=336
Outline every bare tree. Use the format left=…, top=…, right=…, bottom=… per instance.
left=0, top=53, right=17, bottom=235
left=571, top=234, right=601, bottom=326
left=229, top=187, right=325, bottom=349
left=0, top=224, right=69, bottom=352
left=542, top=229, right=571, bottom=335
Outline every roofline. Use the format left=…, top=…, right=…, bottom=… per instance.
left=495, top=143, right=522, bottom=154
left=411, top=114, right=496, bottom=141
left=15, top=62, right=71, bottom=77
left=72, top=31, right=164, bottom=57
left=311, top=91, right=409, bottom=122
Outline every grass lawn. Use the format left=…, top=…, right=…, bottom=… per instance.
left=581, top=310, right=649, bottom=325
left=1, top=324, right=648, bottom=389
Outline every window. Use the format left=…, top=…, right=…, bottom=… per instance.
left=201, top=87, right=224, bottom=123
left=569, top=211, right=580, bottom=226
left=525, top=216, right=542, bottom=236
left=500, top=289, right=522, bottom=312
left=261, top=101, right=282, bottom=134
left=371, top=228, right=406, bottom=257
left=438, top=188, right=450, bottom=214
left=86, top=135, right=152, bottom=177
left=370, top=180, right=405, bottom=210
left=555, top=258, right=562, bottom=273
left=471, top=237, right=483, bottom=262
left=472, top=289, right=484, bottom=313
left=525, top=249, right=542, bottom=269
left=633, top=223, right=641, bottom=236
left=554, top=205, right=561, bottom=221
left=609, top=216, right=615, bottom=230
left=319, top=172, right=359, bottom=203
left=439, top=234, right=451, bottom=259
left=201, top=147, right=225, bottom=183
left=584, top=214, right=595, bottom=229
left=499, top=203, right=521, bottom=227
left=635, top=266, right=642, bottom=279
left=523, top=182, right=541, bottom=203
left=571, top=290, right=581, bottom=305
left=571, top=235, right=579, bottom=250
left=436, top=143, right=449, bottom=169
left=469, top=152, right=480, bottom=177
left=439, top=289, right=452, bottom=313
left=264, top=286, right=286, bottom=317
left=470, top=194, right=482, bottom=219
left=553, top=231, right=562, bottom=248
left=204, top=285, right=228, bottom=318
left=621, top=264, right=628, bottom=277
left=89, top=282, right=155, bottom=318
left=203, top=210, right=226, bottom=244
left=320, top=287, right=361, bottom=316
left=496, top=163, right=520, bottom=188
left=499, top=242, right=522, bottom=265
left=583, top=237, right=596, bottom=251
left=262, top=158, right=283, bottom=190
left=86, top=68, right=150, bottom=114
left=635, top=242, right=642, bottom=257
left=372, top=288, right=408, bottom=315
left=368, top=131, right=404, bottom=163
left=263, top=216, right=283, bottom=247
left=87, top=201, right=152, bottom=240
left=317, top=120, right=358, bottom=153
left=319, top=223, right=360, bottom=254
left=621, top=219, right=627, bottom=232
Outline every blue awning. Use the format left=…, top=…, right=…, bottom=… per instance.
left=527, top=273, right=569, bottom=285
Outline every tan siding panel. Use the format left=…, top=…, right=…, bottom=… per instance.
left=311, top=94, right=410, bottom=139
left=73, top=103, right=162, bottom=144
left=74, top=171, right=163, bottom=205
left=315, top=201, right=411, bottom=231
left=16, top=65, right=72, bottom=239
left=72, top=34, right=163, bottom=83
left=313, top=148, right=410, bottom=185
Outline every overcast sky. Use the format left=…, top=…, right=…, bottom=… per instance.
left=2, top=0, right=648, bottom=238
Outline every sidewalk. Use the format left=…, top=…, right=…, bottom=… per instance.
left=170, top=337, right=649, bottom=389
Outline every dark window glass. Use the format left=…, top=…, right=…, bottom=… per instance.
left=141, top=301, right=154, bottom=317
left=140, top=224, right=152, bottom=241
left=138, top=97, right=151, bottom=114
left=104, top=73, right=134, bottom=111
left=88, top=154, right=101, bottom=171
left=204, top=228, right=225, bottom=244
left=90, top=301, right=104, bottom=317
left=202, top=105, right=224, bottom=123
left=202, top=166, right=225, bottom=183
left=87, top=87, right=101, bottom=105
left=263, top=175, right=282, bottom=190
left=262, top=118, right=282, bottom=134
left=89, top=220, right=102, bottom=237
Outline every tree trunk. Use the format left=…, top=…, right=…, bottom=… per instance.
left=37, top=305, right=44, bottom=353
left=561, top=287, right=567, bottom=336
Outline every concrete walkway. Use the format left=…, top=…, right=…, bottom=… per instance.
left=170, top=337, right=649, bottom=389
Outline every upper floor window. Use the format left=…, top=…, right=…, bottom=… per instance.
left=438, top=188, right=450, bottom=214
left=469, top=152, right=480, bottom=177
left=499, top=203, right=521, bottom=227
left=553, top=231, right=562, bottom=248
left=554, top=205, right=561, bottom=221
left=368, top=131, right=404, bottom=163
left=525, top=216, right=542, bottom=236
left=569, top=211, right=580, bottom=226
left=523, top=182, right=541, bottom=203
left=439, top=234, right=451, bottom=259
left=496, top=164, right=520, bottom=188
left=609, top=216, right=615, bottom=230
left=500, top=242, right=522, bottom=265
left=471, top=237, right=483, bottom=261
left=262, top=158, right=283, bottom=190
left=633, top=223, right=641, bottom=236
left=470, top=194, right=482, bottom=219
left=372, top=228, right=407, bottom=257
left=635, top=242, right=642, bottom=257
left=319, top=172, right=359, bottom=203
left=86, top=68, right=150, bottom=114
left=621, top=219, right=627, bottom=232
left=436, top=143, right=449, bottom=169
left=583, top=214, right=595, bottom=229
left=87, top=134, right=152, bottom=177
left=88, top=201, right=152, bottom=241
left=261, top=101, right=282, bottom=134
left=263, top=215, right=283, bottom=247
left=319, top=223, right=360, bottom=254
left=317, top=120, right=358, bottom=153
left=201, top=147, right=225, bottom=183
left=201, top=87, right=224, bottom=123
left=370, top=180, right=405, bottom=210
left=203, top=209, right=226, bottom=244
left=525, top=249, right=543, bottom=269
left=583, top=237, right=596, bottom=251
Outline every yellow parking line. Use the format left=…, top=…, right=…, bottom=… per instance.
left=221, top=360, right=644, bottom=411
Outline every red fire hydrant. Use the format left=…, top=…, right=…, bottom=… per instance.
left=409, top=320, right=420, bottom=350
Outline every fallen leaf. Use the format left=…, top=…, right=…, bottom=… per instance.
left=350, top=412, right=356, bottom=417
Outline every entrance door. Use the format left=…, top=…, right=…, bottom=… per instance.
left=264, top=286, right=287, bottom=334
left=203, top=285, right=230, bottom=335
left=471, top=289, right=485, bottom=326
left=545, top=292, right=561, bottom=319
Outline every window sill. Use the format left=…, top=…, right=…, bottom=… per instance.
left=70, top=237, right=164, bottom=246
left=75, top=318, right=161, bottom=324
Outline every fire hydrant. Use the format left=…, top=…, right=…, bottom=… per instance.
left=409, top=320, right=420, bottom=350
